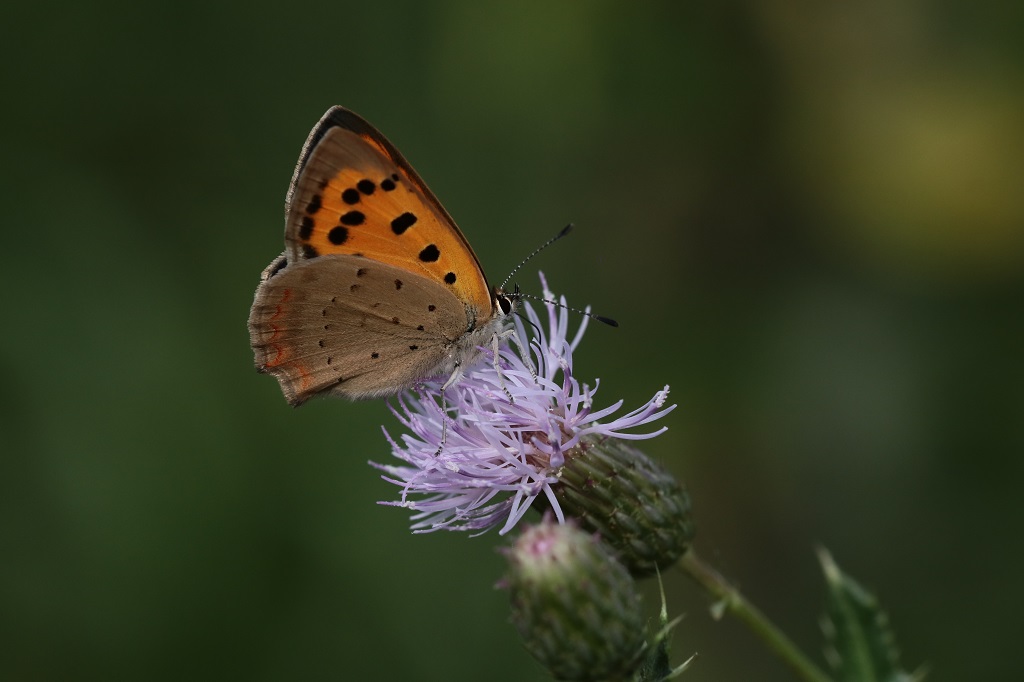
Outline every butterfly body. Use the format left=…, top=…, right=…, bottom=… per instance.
left=249, top=107, right=514, bottom=405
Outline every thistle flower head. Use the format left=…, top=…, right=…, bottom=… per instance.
left=502, top=517, right=646, bottom=681
left=373, top=273, right=677, bottom=541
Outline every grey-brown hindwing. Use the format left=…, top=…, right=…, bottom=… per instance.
left=249, top=254, right=470, bottom=404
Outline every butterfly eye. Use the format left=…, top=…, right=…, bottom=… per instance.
left=497, top=293, right=515, bottom=316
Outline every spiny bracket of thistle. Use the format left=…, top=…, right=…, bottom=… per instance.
left=819, top=548, right=926, bottom=682
left=631, top=570, right=696, bottom=681
left=543, top=434, right=695, bottom=578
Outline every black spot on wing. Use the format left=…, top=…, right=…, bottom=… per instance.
left=328, top=226, right=348, bottom=245
left=418, top=244, right=440, bottom=262
left=341, top=211, right=365, bottom=226
left=391, top=212, right=417, bottom=235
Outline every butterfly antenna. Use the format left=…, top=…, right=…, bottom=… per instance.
left=499, top=223, right=575, bottom=291
left=516, top=291, right=619, bottom=327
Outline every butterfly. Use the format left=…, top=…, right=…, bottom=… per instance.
left=248, top=106, right=520, bottom=406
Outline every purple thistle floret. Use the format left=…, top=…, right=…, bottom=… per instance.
left=372, top=273, right=675, bottom=535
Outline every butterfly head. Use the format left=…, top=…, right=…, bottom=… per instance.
left=493, top=283, right=520, bottom=320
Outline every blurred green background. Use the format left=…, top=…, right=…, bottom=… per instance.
left=3, top=2, right=1022, bottom=680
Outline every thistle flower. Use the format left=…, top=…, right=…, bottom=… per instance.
left=502, top=517, right=646, bottom=681
left=374, top=274, right=693, bottom=574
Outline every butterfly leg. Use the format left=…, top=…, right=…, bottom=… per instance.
left=434, top=361, right=467, bottom=456
left=505, top=325, right=538, bottom=383
left=490, top=332, right=515, bottom=403
left=491, top=326, right=537, bottom=397
left=440, top=359, right=466, bottom=392
left=434, top=385, right=448, bottom=457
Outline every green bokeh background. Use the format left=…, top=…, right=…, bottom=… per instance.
left=3, top=2, right=1023, bottom=680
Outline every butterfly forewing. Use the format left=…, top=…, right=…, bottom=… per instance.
left=249, top=255, right=470, bottom=404
left=284, top=107, right=493, bottom=320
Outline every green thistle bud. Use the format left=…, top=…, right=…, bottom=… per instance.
left=550, top=435, right=695, bottom=578
left=503, top=518, right=645, bottom=681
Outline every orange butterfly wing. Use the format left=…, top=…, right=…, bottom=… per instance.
left=283, top=106, right=494, bottom=320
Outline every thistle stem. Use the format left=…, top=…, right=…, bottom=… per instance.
left=678, top=550, right=833, bottom=682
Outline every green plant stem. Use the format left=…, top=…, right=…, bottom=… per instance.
left=678, top=550, right=833, bottom=682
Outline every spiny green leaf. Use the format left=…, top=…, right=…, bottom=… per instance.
left=632, top=571, right=695, bottom=681
left=818, top=548, right=925, bottom=682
